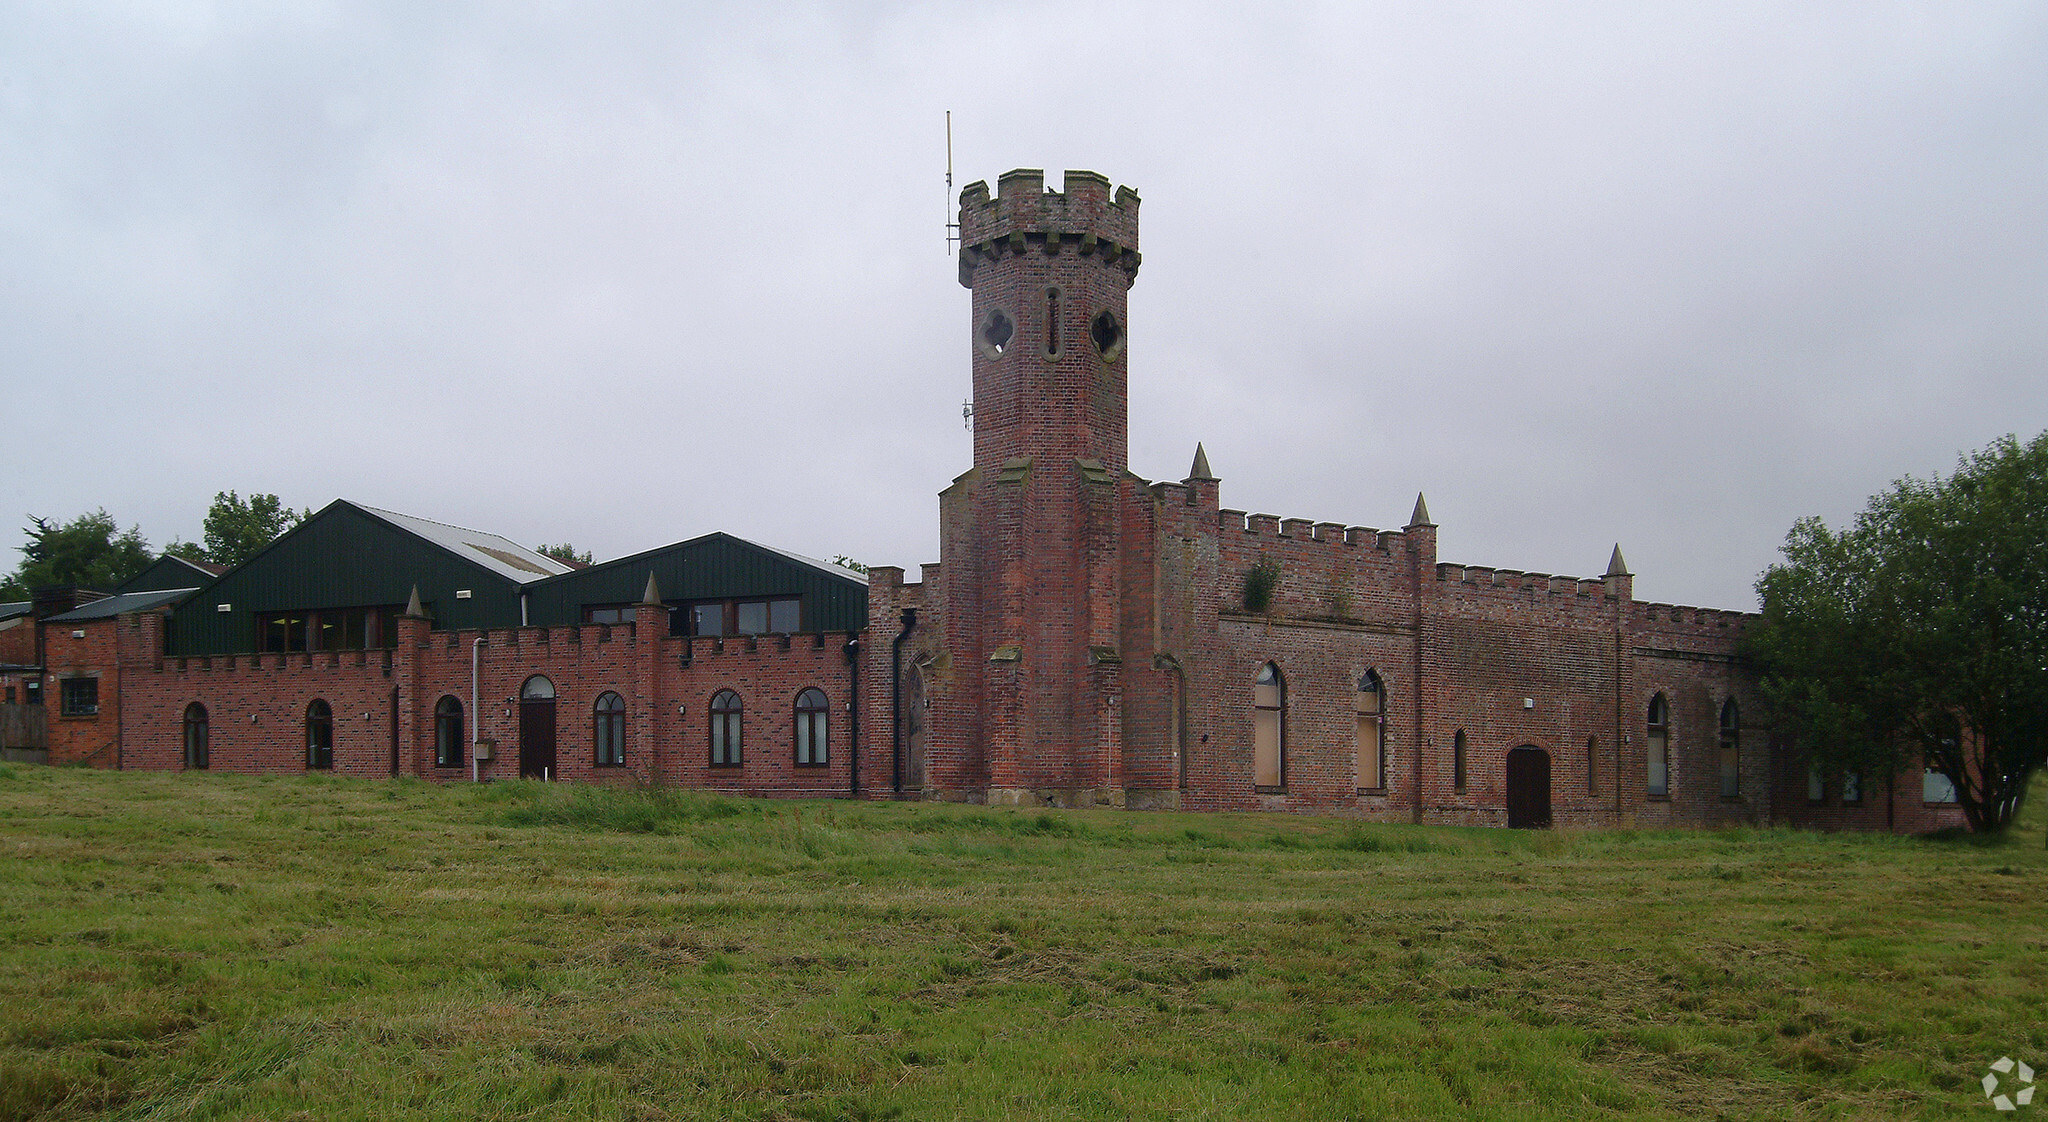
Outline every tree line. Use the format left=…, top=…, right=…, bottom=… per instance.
left=1748, top=431, right=2047, bottom=841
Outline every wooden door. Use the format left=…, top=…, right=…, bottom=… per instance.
left=1506, top=746, right=1551, bottom=829
left=520, top=700, right=557, bottom=779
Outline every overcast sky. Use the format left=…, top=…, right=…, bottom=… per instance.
left=5, top=2, right=2044, bottom=610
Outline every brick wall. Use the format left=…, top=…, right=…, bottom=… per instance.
left=118, top=608, right=859, bottom=795
left=43, top=616, right=123, bottom=767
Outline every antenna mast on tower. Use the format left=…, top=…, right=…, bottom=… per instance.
left=945, top=111, right=960, bottom=255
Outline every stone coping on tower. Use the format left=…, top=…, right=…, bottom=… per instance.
left=958, top=169, right=1140, bottom=247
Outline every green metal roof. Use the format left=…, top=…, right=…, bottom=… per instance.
left=166, top=500, right=538, bottom=655
left=523, top=532, right=868, bottom=633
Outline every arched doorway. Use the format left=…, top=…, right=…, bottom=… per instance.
left=1505, top=745, right=1551, bottom=829
left=904, top=661, right=927, bottom=791
left=519, top=676, right=557, bottom=779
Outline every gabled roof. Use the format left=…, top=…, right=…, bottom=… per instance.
left=117, top=554, right=225, bottom=595
left=0, top=601, right=31, bottom=624
left=522, top=531, right=868, bottom=632
left=47, top=587, right=198, bottom=623
left=353, top=503, right=572, bottom=585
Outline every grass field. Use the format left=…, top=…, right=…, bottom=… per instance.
left=1, top=767, right=2043, bottom=1121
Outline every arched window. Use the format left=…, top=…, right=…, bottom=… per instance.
left=1646, top=693, right=1669, bottom=798
left=795, top=688, right=829, bottom=766
left=1452, top=729, right=1468, bottom=793
left=521, top=676, right=556, bottom=701
left=1253, top=663, right=1284, bottom=789
left=594, top=691, right=625, bottom=767
left=1356, top=670, right=1385, bottom=791
left=435, top=696, right=464, bottom=769
left=183, top=703, right=209, bottom=770
left=1718, top=699, right=1740, bottom=799
left=1586, top=736, right=1599, bottom=796
left=307, top=700, right=334, bottom=770
left=710, top=690, right=743, bottom=767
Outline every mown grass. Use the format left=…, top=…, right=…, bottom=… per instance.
left=0, top=766, right=2042, bottom=1121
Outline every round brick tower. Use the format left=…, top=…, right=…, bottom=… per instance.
left=958, top=168, right=1141, bottom=477
left=927, top=169, right=1142, bottom=806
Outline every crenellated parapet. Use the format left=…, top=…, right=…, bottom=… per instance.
left=957, top=169, right=1141, bottom=288
left=1218, top=509, right=1411, bottom=555
left=1628, top=601, right=1755, bottom=634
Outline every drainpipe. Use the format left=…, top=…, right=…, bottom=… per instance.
left=471, top=636, right=484, bottom=783
left=844, top=635, right=861, bottom=798
left=891, top=608, right=918, bottom=795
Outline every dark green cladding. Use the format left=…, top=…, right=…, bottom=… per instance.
left=521, top=533, right=866, bottom=633
left=166, top=502, right=529, bottom=656
left=164, top=509, right=867, bottom=657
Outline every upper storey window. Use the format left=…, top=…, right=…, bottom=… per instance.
left=1090, top=309, right=1124, bottom=360
left=260, top=606, right=400, bottom=653
left=978, top=308, right=1014, bottom=358
left=674, top=598, right=801, bottom=638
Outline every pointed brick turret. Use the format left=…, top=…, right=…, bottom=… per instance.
left=1188, top=442, right=1216, bottom=481
left=1408, top=492, right=1434, bottom=528
left=1606, top=544, right=1630, bottom=577
left=640, top=571, right=662, bottom=606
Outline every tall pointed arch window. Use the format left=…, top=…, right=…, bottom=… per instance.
left=183, top=703, right=210, bottom=770
left=1452, top=729, right=1468, bottom=794
left=795, top=688, right=829, bottom=766
left=1253, top=663, right=1284, bottom=789
left=435, top=696, right=464, bottom=769
left=710, top=690, right=743, bottom=768
left=1718, top=699, right=1740, bottom=799
left=1646, top=693, right=1670, bottom=798
left=307, top=700, right=334, bottom=771
left=1356, top=670, right=1385, bottom=791
left=595, top=691, right=626, bottom=767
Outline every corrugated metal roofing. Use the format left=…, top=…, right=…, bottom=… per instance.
left=354, top=503, right=572, bottom=585
left=47, top=587, right=197, bottom=622
left=0, top=601, right=30, bottom=623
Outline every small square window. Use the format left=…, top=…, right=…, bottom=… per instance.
left=59, top=678, right=98, bottom=717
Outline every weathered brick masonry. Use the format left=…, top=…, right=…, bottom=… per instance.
left=52, top=166, right=1964, bottom=833
left=120, top=607, right=860, bottom=794
left=866, top=167, right=1966, bottom=832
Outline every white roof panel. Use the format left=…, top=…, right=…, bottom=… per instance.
left=354, top=503, right=573, bottom=584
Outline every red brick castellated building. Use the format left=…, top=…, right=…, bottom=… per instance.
left=15, top=166, right=1963, bottom=832
left=862, top=169, right=1964, bottom=830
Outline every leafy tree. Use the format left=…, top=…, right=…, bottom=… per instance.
left=0, top=510, right=154, bottom=598
left=1748, top=432, right=2048, bottom=836
left=200, top=492, right=304, bottom=567
left=830, top=555, right=869, bottom=574
left=536, top=543, right=592, bottom=567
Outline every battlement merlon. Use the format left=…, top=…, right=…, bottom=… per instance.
left=957, top=170, right=1141, bottom=288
